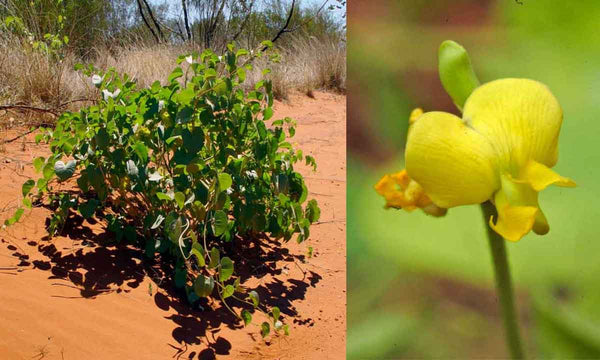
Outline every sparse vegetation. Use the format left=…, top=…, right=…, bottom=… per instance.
left=0, top=0, right=346, bottom=116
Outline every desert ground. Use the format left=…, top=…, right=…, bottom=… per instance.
left=0, top=91, right=346, bottom=359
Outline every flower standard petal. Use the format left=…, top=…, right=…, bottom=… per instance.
left=463, top=78, right=563, bottom=170
left=405, top=111, right=500, bottom=208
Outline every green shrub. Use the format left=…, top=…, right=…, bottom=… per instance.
left=7, top=42, right=320, bottom=337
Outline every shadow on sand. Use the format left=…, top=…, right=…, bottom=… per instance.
left=5, top=211, right=322, bottom=359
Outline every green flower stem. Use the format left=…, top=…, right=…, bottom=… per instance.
left=481, top=201, right=525, bottom=359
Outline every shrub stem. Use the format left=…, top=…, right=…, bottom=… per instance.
left=481, top=201, right=525, bottom=359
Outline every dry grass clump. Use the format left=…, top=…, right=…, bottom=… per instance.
left=245, top=36, right=346, bottom=100
left=0, top=34, right=346, bottom=112
left=91, top=44, right=187, bottom=90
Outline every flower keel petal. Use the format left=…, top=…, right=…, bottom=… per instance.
left=489, top=187, right=538, bottom=242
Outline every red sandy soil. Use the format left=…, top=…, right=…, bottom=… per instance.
left=0, top=91, right=346, bottom=359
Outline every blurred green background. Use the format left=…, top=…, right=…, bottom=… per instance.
left=347, top=0, right=600, bottom=358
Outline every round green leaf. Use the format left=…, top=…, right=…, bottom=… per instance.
left=194, top=275, right=215, bottom=298
left=54, top=160, right=76, bottom=181
left=208, top=247, right=220, bottom=269
left=219, top=257, right=234, bottom=282
left=213, top=210, right=228, bottom=236
left=248, top=290, right=259, bottom=307
left=272, top=306, right=280, bottom=322
left=218, top=173, right=232, bottom=192
left=222, top=284, right=234, bottom=299
left=260, top=322, right=270, bottom=338
left=22, top=179, right=35, bottom=197
left=191, top=242, right=205, bottom=268
left=79, top=199, right=99, bottom=219
left=174, top=192, right=185, bottom=209
left=241, top=309, right=252, bottom=326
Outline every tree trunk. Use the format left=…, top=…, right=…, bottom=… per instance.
left=181, top=0, right=192, bottom=41
left=135, top=0, right=159, bottom=43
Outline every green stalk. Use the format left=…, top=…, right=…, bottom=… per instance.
left=481, top=201, right=525, bottom=359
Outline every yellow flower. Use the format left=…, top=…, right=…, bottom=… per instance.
left=377, top=78, right=575, bottom=241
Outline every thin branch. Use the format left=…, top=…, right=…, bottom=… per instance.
left=0, top=127, right=37, bottom=145
left=231, top=0, right=255, bottom=42
left=288, top=0, right=329, bottom=32
left=263, top=0, right=330, bottom=52
left=265, top=0, right=296, bottom=50
left=0, top=104, right=59, bottom=115
left=205, top=0, right=226, bottom=48
left=141, top=0, right=165, bottom=41
left=135, top=0, right=160, bottom=44
left=155, top=17, right=185, bottom=42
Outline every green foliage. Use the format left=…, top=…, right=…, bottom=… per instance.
left=2, top=0, right=69, bottom=60
left=8, top=42, right=320, bottom=336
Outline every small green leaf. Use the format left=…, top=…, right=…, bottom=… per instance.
left=168, top=67, right=184, bottom=83
left=22, top=197, right=32, bottom=209
left=236, top=68, right=246, bottom=82
left=208, top=247, right=220, bottom=269
left=164, top=213, right=183, bottom=243
left=241, top=309, right=252, bottom=326
left=261, top=322, right=270, bottom=338
left=79, top=199, right=99, bottom=219
left=219, top=257, right=234, bottom=282
left=263, top=107, right=273, bottom=121
left=256, top=121, right=267, bottom=140
left=272, top=306, right=280, bottom=322
left=156, top=192, right=173, bottom=201
left=222, top=284, right=234, bottom=299
left=95, top=128, right=110, bottom=149
left=218, top=173, right=232, bottom=192
left=306, top=199, right=321, bottom=223
left=33, top=157, right=45, bottom=173
left=4, top=208, right=24, bottom=226
left=133, top=142, right=148, bottom=163
left=174, top=192, right=185, bottom=209
left=194, top=275, right=215, bottom=297
left=213, top=210, right=228, bottom=236
left=22, top=180, right=35, bottom=197
left=54, top=160, right=76, bottom=181
left=191, top=243, right=205, bottom=267
left=43, top=161, right=54, bottom=180
left=248, top=290, right=259, bottom=307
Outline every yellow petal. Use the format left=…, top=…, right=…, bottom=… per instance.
left=518, top=160, right=576, bottom=191
left=463, top=78, right=563, bottom=170
left=405, top=111, right=500, bottom=208
left=489, top=173, right=552, bottom=241
left=489, top=187, right=538, bottom=242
